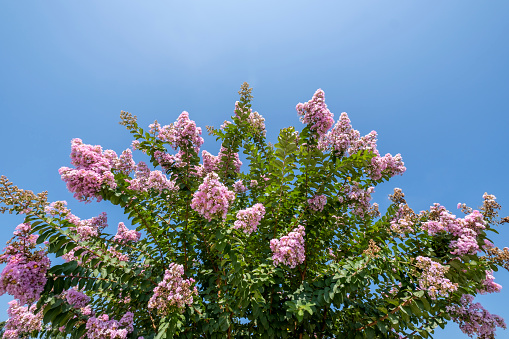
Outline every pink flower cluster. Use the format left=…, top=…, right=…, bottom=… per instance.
left=191, top=172, right=235, bottom=221
left=339, top=182, right=375, bottom=216
left=296, top=89, right=334, bottom=137
left=233, top=203, right=266, bottom=234
left=247, top=111, right=267, bottom=136
left=154, top=150, right=183, bottom=170
left=477, top=270, right=502, bottom=295
left=86, top=312, right=134, bottom=339
left=390, top=205, right=414, bottom=235
left=67, top=212, right=108, bottom=241
left=319, top=112, right=406, bottom=180
left=369, top=153, right=406, bottom=180
left=44, top=200, right=70, bottom=216
left=127, top=162, right=177, bottom=194
left=59, top=138, right=129, bottom=202
left=422, top=204, right=486, bottom=256
left=415, top=256, right=458, bottom=299
left=233, top=180, right=247, bottom=194
left=0, top=223, right=50, bottom=305
left=270, top=226, right=306, bottom=268
left=198, top=147, right=242, bottom=176
left=308, top=194, right=327, bottom=212
left=233, top=101, right=267, bottom=136
left=148, top=263, right=198, bottom=315
left=319, top=112, right=356, bottom=153
left=348, top=130, right=378, bottom=155
left=447, top=294, right=506, bottom=338
left=2, top=300, right=42, bottom=338
left=157, top=111, right=204, bottom=153
left=62, top=212, right=107, bottom=263
left=113, top=222, right=141, bottom=244
left=112, top=149, right=136, bottom=175
left=66, top=287, right=91, bottom=308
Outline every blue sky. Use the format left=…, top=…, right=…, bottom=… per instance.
left=1, top=1, right=508, bottom=337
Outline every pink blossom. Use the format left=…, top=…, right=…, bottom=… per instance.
left=86, top=312, right=134, bottom=339
left=127, top=162, right=177, bottom=194
left=319, top=112, right=356, bottom=153
left=270, top=226, right=306, bottom=268
left=447, top=294, right=506, bottom=338
left=66, top=287, right=91, bottom=308
left=111, top=149, right=136, bottom=175
left=199, top=147, right=242, bottom=176
left=369, top=153, right=406, bottom=180
left=233, top=180, right=247, bottom=193
left=477, top=270, right=502, bottom=295
left=339, top=182, right=375, bottom=216
left=296, top=89, right=334, bottom=137
left=308, top=194, right=327, bottom=212
left=0, top=223, right=51, bottom=305
left=157, top=112, right=204, bottom=153
left=113, top=222, right=141, bottom=244
left=348, top=130, right=378, bottom=155
left=422, top=204, right=486, bottom=256
left=191, top=172, right=235, bottom=221
left=3, top=300, right=42, bottom=338
left=415, top=256, right=458, bottom=299
left=44, top=200, right=69, bottom=216
left=131, top=140, right=141, bottom=151
left=59, top=138, right=118, bottom=202
left=148, top=263, right=197, bottom=315
left=233, top=203, right=266, bottom=234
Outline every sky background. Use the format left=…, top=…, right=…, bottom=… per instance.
left=1, top=1, right=508, bottom=337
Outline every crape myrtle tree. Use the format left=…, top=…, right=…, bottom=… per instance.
left=0, top=83, right=508, bottom=339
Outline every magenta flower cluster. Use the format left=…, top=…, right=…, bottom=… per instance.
left=296, top=89, right=334, bottom=137
left=422, top=204, right=486, bottom=256
left=113, top=222, right=141, bottom=244
left=233, top=203, right=266, bottom=234
left=447, top=294, right=506, bottom=338
left=0, top=223, right=50, bottom=305
left=308, top=194, right=327, bottom=212
left=86, top=312, right=134, bottom=339
left=2, top=300, right=42, bottom=339
left=191, top=172, right=235, bottom=221
left=66, top=287, right=91, bottom=309
left=415, top=256, right=458, bottom=300
left=270, top=226, right=306, bottom=268
left=148, top=263, right=198, bottom=315
left=157, top=111, right=204, bottom=153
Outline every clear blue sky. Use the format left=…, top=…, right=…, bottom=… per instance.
left=1, top=1, right=508, bottom=337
